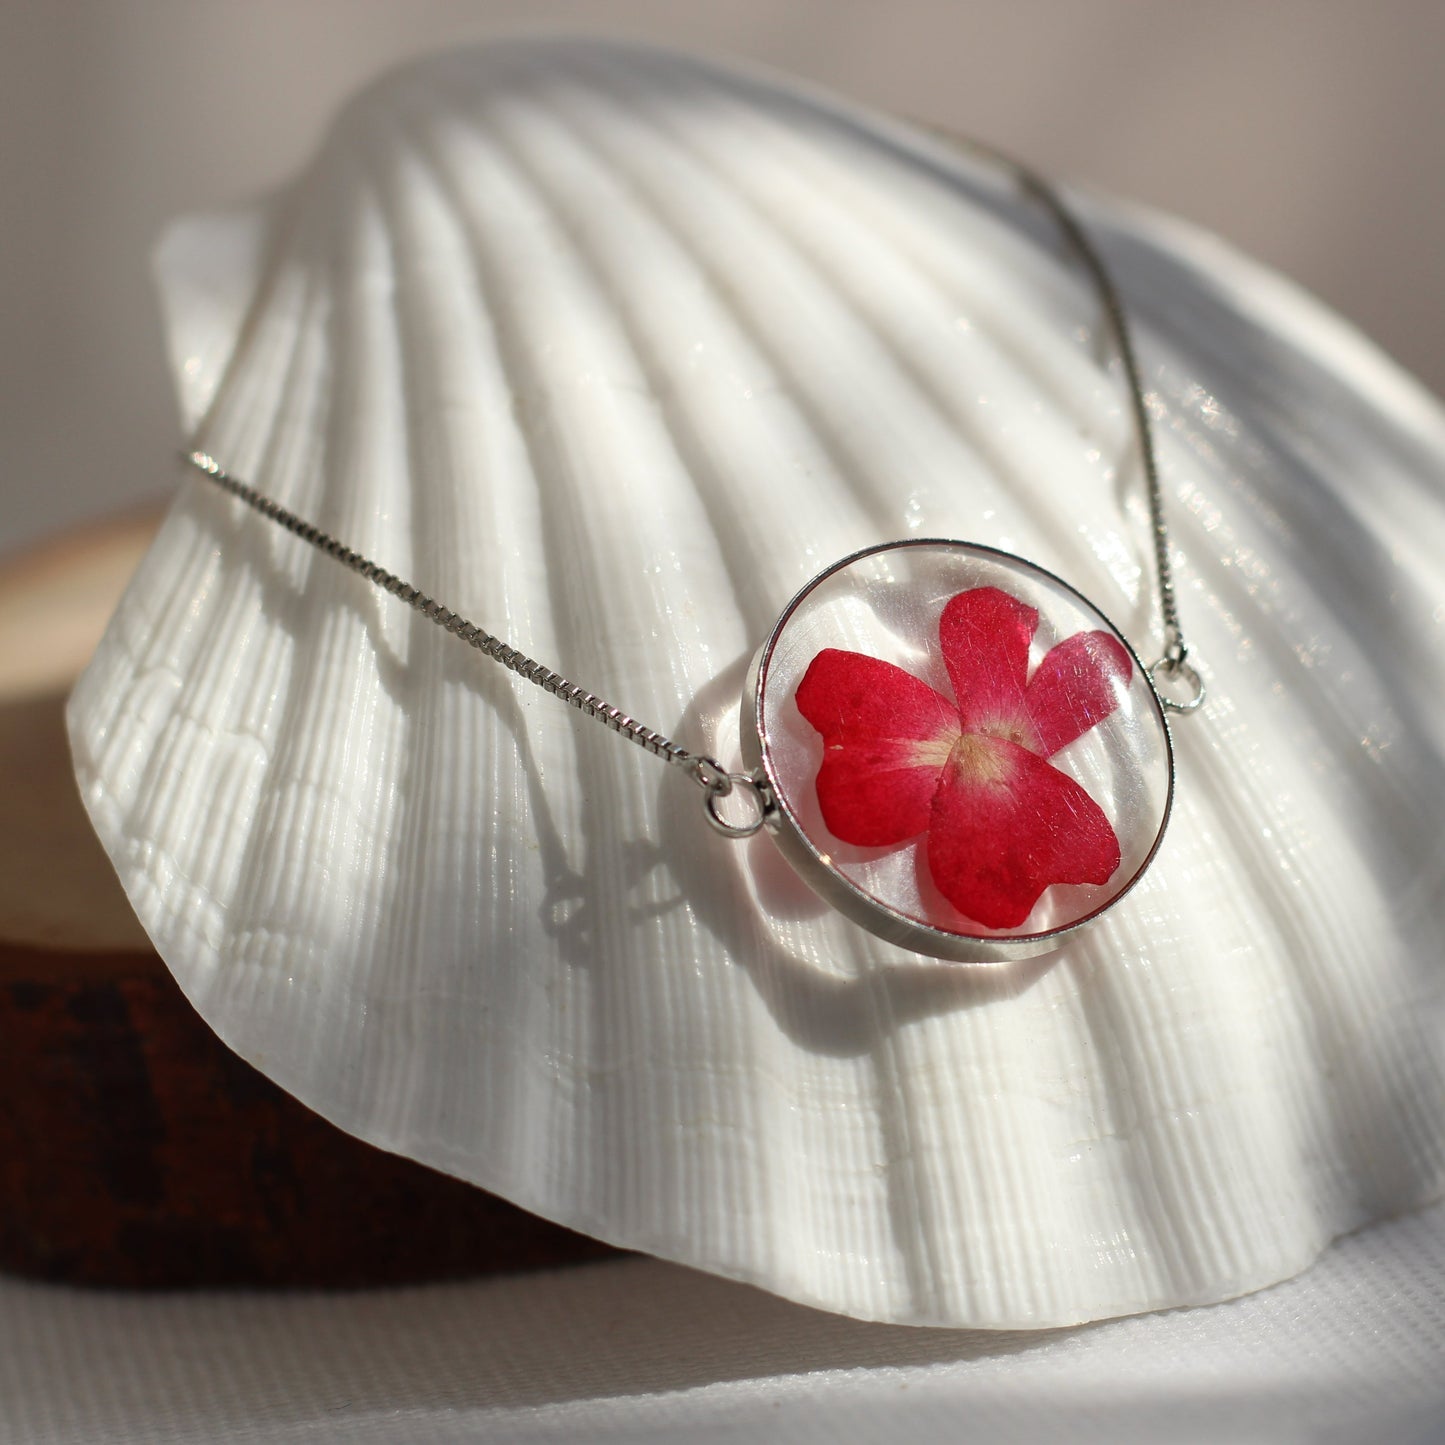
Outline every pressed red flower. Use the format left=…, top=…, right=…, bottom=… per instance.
left=794, top=586, right=1132, bottom=930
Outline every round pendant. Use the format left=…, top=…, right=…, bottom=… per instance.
left=741, top=540, right=1174, bottom=961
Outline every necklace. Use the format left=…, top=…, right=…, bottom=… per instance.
left=183, top=140, right=1203, bottom=964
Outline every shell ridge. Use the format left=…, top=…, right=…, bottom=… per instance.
left=403, top=73, right=745, bottom=719
left=593, top=46, right=1135, bottom=443
left=574, top=50, right=1146, bottom=610
left=864, top=992, right=957, bottom=1321
left=603, top=51, right=1124, bottom=465
left=453, top=75, right=802, bottom=648
left=1119, top=229, right=1445, bottom=652
left=371, top=96, right=627, bottom=1174
left=1100, top=202, right=1445, bottom=478
left=206, top=155, right=421, bottom=1091
left=1112, top=327, right=1445, bottom=859
left=1150, top=306, right=1445, bottom=602
left=524, top=62, right=952, bottom=611
left=1149, top=401, right=1443, bottom=861
left=573, top=53, right=1034, bottom=503
left=1167, top=738, right=1444, bottom=1228
left=545, top=56, right=1003, bottom=553
left=1026, top=945, right=1176, bottom=1311
left=1064, top=926, right=1279, bottom=1300
left=366, top=97, right=592, bottom=1166
left=1002, top=945, right=1163, bottom=1317
left=195, top=164, right=340, bottom=509
left=181, top=187, right=312, bottom=464
left=647, top=83, right=1155, bottom=626
left=107, top=194, right=344, bottom=969
left=388, top=72, right=753, bottom=1230
left=379, top=80, right=604, bottom=969
left=353, top=125, right=490, bottom=1137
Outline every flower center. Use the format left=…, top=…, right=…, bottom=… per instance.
left=905, top=725, right=963, bottom=772
left=947, top=732, right=1016, bottom=789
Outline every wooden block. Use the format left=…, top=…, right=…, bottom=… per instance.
left=0, top=514, right=615, bottom=1287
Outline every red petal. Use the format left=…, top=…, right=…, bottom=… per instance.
left=1024, top=631, right=1133, bottom=758
left=795, top=649, right=960, bottom=847
left=938, top=588, right=1037, bottom=731
left=925, top=737, right=1121, bottom=929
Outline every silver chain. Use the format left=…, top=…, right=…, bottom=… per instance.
left=183, top=448, right=766, bottom=811
left=183, top=142, right=1200, bottom=838
left=953, top=138, right=1203, bottom=714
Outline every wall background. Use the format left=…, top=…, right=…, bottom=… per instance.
left=4, top=0, right=1443, bottom=554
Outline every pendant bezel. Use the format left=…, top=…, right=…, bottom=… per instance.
left=741, top=538, right=1176, bottom=962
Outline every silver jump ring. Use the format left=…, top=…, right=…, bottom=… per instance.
left=697, top=765, right=773, bottom=838
left=1149, top=656, right=1206, bottom=715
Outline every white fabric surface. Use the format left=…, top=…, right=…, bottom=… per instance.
left=3, top=1202, right=1444, bottom=1444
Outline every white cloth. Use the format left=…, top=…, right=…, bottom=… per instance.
left=2, top=1202, right=1444, bottom=1444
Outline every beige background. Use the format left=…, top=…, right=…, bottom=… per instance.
left=4, top=0, right=1443, bottom=554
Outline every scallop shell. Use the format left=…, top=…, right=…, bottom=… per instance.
left=68, top=36, right=1445, bottom=1327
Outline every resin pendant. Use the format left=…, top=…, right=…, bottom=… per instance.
left=742, top=540, right=1174, bottom=961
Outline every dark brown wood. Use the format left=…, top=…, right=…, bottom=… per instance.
left=0, top=514, right=617, bottom=1287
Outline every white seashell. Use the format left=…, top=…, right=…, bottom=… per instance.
left=68, top=36, right=1445, bottom=1327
